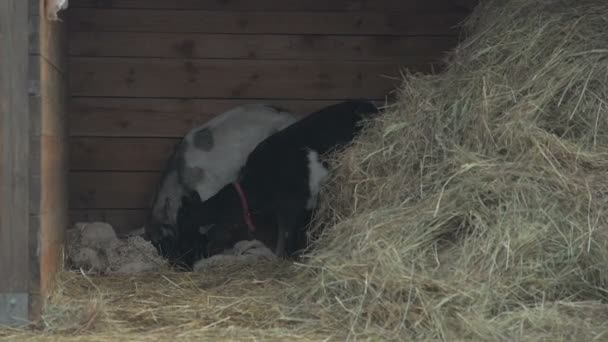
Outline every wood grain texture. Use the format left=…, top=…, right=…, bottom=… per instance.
left=69, top=98, right=343, bottom=137
left=0, top=0, right=31, bottom=294
left=70, top=137, right=178, bottom=171
left=39, top=61, right=68, bottom=300
left=28, top=57, right=42, bottom=212
left=69, top=209, right=148, bottom=235
left=32, top=0, right=69, bottom=305
left=67, top=9, right=466, bottom=36
left=39, top=5, right=67, bottom=72
left=65, top=0, right=468, bottom=234
left=70, top=0, right=468, bottom=12
left=69, top=58, right=414, bottom=99
left=27, top=0, right=41, bottom=321
left=69, top=172, right=161, bottom=209
left=69, top=32, right=458, bottom=60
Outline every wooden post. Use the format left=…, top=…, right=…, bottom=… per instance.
left=32, top=0, right=69, bottom=307
left=0, top=0, right=68, bottom=325
left=0, top=0, right=32, bottom=326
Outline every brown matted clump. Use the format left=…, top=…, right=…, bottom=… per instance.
left=288, top=0, right=608, bottom=340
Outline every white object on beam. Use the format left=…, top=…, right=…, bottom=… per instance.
left=46, top=0, right=68, bottom=21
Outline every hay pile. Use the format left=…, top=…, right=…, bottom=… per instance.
left=285, top=0, right=608, bottom=340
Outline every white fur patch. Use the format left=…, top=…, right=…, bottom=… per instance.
left=151, top=104, right=298, bottom=230
left=151, top=170, right=184, bottom=225
left=183, top=104, right=298, bottom=202
left=306, top=150, right=329, bottom=210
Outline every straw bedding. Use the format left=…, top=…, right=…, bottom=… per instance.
left=3, top=0, right=608, bottom=340
left=0, top=263, right=336, bottom=341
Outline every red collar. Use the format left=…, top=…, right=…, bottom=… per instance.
left=232, top=181, right=256, bottom=233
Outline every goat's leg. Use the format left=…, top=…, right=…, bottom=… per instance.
left=293, top=209, right=314, bottom=256
left=285, top=215, right=301, bottom=257
left=275, top=212, right=298, bottom=258
left=275, top=216, right=287, bottom=257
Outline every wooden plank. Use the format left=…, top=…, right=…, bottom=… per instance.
left=69, top=172, right=161, bottom=209
left=70, top=137, right=178, bottom=171
left=0, top=0, right=31, bottom=298
left=69, top=0, right=468, bottom=12
left=28, top=0, right=39, bottom=15
left=69, top=32, right=458, bottom=61
left=40, top=58, right=67, bottom=136
left=69, top=209, right=148, bottom=236
left=29, top=11, right=40, bottom=55
left=39, top=133, right=67, bottom=296
left=28, top=53, right=42, bottom=215
left=69, top=58, right=418, bottom=99
left=67, top=9, right=466, bottom=36
left=27, top=213, right=41, bottom=318
left=38, top=2, right=68, bottom=72
left=29, top=134, right=41, bottom=214
left=36, top=0, right=69, bottom=304
left=27, top=0, right=42, bottom=322
left=68, top=98, right=340, bottom=137
left=29, top=3, right=67, bottom=70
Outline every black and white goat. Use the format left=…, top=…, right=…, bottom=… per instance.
left=173, top=100, right=379, bottom=268
left=144, top=104, right=298, bottom=261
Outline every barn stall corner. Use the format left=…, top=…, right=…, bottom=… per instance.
left=3, top=0, right=608, bottom=340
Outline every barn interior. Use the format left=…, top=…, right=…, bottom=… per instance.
left=66, top=0, right=470, bottom=235
left=3, top=0, right=608, bottom=340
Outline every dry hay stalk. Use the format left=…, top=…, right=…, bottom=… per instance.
left=0, top=262, right=336, bottom=341
left=291, top=0, right=608, bottom=340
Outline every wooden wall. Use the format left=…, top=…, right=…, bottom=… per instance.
left=0, top=0, right=32, bottom=325
left=0, top=0, right=68, bottom=324
left=67, top=0, right=470, bottom=235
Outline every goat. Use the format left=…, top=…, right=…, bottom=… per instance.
left=144, top=104, right=298, bottom=262
left=173, top=100, right=380, bottom=269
